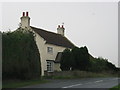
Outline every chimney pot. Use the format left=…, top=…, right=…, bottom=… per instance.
left=58, top=25, right=60, bottom=28
left=23, top=12, right=25, bottom=16
left=26, top=12, right=28, bottom=16
left=62, top=25, right=64, bottom=28
left=20, top=11, right=30, bottom=29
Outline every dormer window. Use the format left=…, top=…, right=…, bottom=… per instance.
left=47, top=47, right=53, bottom=53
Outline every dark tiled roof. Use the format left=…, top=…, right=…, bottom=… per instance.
left=31, top=26, right=75, bottom=48
left=55, top=52, right=62, bottom=63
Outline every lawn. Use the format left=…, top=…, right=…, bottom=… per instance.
left=2, top=78, right=48, bottom=88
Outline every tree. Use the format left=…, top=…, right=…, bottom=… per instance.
left=60, top=48, right=71, bottom=71
left=71, top=47, right=80, bottom=70
left=2, top=30, right=41, bottom=80
left=72, top=46, right=90, bottom=71
left=60, top=46, right=90, bottom=71
left=89, top=56, right=117, bottom=73
left=60, top=46, right=117, bottom=73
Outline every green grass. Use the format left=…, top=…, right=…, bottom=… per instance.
left=110, top=84, right=120, bottom=90
left=44, top=71, right=118, bottom=79
left=2, top=78, right=48, bottom=88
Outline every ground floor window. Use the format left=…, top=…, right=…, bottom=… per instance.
left=47, top=60, right=54, bottom=72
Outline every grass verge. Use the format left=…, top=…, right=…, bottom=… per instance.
left=44, top=71, right=118, bottom=79
left=2, top=78, right=48, bottom=88
left=110, top=84, right=120, bottom=90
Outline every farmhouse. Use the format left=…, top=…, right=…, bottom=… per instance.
left=20, top=12, right=75, bottom=76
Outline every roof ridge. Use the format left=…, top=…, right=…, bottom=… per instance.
left=31, top=26, right=75, bottom=48
left=30, top=26, right=60, bottom=36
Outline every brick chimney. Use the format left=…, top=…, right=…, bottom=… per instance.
left=57, top=25, right=65, bottom=36
left=20, top=12, right=30, bottom=29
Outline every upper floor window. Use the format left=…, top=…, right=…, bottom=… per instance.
left=47, top=47, right=53, bottom=53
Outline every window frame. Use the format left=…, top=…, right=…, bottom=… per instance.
left=47, top=47, right=53, bottom=54
left=46, top=60, right=54, bottom=72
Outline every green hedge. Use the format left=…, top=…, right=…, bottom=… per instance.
left=2, top=29, right=41, bottom=80
left=60, top=47, right=90, bottom=71
left=60, top=47, right=118, bottom=73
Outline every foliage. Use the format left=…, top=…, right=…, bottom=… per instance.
left=60, top=49, right=74, bottom=71
left=110, top=84, right=120, bottom=90
left=72, top=46, right=90, bottom=71
left=60, top=46, right=118, bottom=73
left=89, top=56, right=118, bottom=73
left=60, top=46, right=90, bottom=71
left=2, top=29, right=41, bottom=80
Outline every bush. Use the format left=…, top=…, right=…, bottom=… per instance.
left=60, top=49, right=72, bottom=71
left=2, top=29, right=41, bottom=80
left=89, top=56, right=118, bottom=73
left=60, top=46, right=90, bottom=71
left=60, top=46, right=118, bottom=73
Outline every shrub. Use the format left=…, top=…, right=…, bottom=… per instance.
left=60, top=46, right=90, bottom=71
left=2, top=29, right=41, bottom=80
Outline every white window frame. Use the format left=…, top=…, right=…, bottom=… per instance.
left=47, top=60, right=54, bottom=72
left=47, top=47, right=53, bottom=54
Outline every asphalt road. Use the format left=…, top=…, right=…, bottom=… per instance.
left=22, top=77, right=119, bottom=88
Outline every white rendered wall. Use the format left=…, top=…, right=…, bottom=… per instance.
left=20, top=16, right=30, bottom=29
left=45, top=44, right=66, bottom=71
left=57, top=28, right=64, bottom=36
left=34, top=32, right=46, bottom=76
left=34, top=32, right=66, bottom=76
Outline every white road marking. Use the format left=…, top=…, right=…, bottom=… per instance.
left=62, top=83, right=82, bottom=88
left=62, top=79, right=104, bottom=88
left=94, top=80, right=103, bottom=83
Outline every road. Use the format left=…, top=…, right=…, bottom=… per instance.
left=21, top=77, right=119, bottom=89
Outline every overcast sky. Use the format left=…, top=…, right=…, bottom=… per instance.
left=1, top=1, right=118, bottom=67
